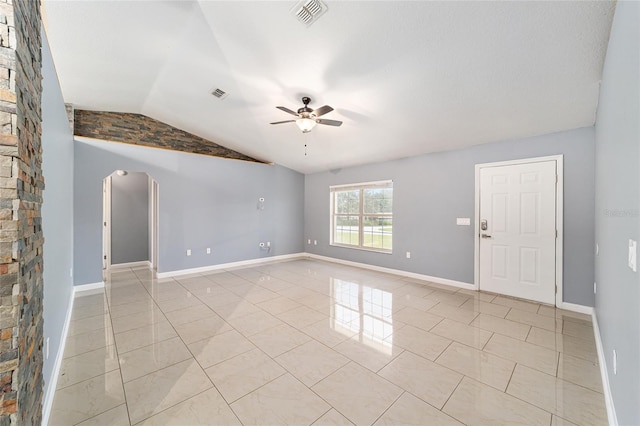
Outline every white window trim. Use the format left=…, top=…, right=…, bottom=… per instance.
left=330, top=180, right=393, bottom=254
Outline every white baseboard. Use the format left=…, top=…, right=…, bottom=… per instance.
left=74, top=281, right=105, bottom=293
left=42, top=287, right=75, bottom=426
left=109, top=260, right=150, bottom=270
left=558, top=301, right=594, bottom=315
left=592, top=312, right=618, bottom=426
left=157, top=253, right=306, bottom=278
left=304, top=253, right=475, bottom=290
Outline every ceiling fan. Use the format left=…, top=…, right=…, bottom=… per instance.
left=270, top=97, right=342, bottom=133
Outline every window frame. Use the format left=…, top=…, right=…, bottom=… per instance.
left=329, top=180, right=393, bottom=254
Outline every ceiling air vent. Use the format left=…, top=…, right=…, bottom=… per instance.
left=211, top=88, right=229, bottom=100
left=292, top=0, right=327, bottom=27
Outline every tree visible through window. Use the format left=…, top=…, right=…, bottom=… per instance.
left=330, top=181, right=393, bottom=252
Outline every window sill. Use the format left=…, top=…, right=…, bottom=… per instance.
left=329, top=243, right=392, bottom=255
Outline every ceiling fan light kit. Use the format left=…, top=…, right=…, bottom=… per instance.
left=271, top=96, right=342, bottom=133
left=296, top=117, right=317, bottom=133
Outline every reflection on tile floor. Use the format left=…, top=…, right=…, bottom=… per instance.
left=49, top=259, right=606, bottom=425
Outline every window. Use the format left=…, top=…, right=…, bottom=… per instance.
left=330, top=180, right=393, bottom=253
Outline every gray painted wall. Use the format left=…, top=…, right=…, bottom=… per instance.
left=594, top=1, right=640, bottom=424
left=74, top=138, right=304, bottom=285
left=305, top=127, right=595, bottom=306
left=111, top=172, right=149, bottom=265
left=41, top=28, right=74, bottom=408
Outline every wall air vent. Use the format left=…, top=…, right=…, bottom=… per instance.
left=292, top=0, right=327, bottom=27
left=211, top=88, right=229, bottom=100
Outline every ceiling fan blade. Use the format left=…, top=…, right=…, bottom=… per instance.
left=317, top=118, right=342, bottom=127
left=270, top=120, right=296, bottom=125
left=313, top=105, right=333, bottom=117
left=276, top=106, right=299, bottom=116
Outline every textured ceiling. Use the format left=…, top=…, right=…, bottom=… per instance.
left=42, top=1, right=615, bottom=174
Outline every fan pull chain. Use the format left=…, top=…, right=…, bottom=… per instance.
left=304, top=132, right=308, bottom=156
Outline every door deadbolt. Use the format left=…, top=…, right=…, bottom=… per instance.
left=480, top=219, right=488, bottom=231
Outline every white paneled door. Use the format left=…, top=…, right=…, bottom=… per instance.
left=478, top=160, right=557, bottom=305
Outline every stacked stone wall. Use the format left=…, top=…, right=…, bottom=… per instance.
left=0, top=0, right=43, bottom=424
left=74, top=109, right=262, bottom=163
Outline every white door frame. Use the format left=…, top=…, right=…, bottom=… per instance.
left=102, top=175, right=112, bottom=272
left=103, top=172, right=159, bottom=272
left=150, top=178, right=159, bottom=271
left=474, top=155, right=564, bottom=307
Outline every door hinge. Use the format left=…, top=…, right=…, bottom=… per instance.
left=555, top=284, right=558, bottom=294
left=104, top=221, right=107, bottom=226
left=556, top=175, right=558, bottom=183
left=104, top=255, right=107, bottom=260
left=556, top=230, right=558, bottom=238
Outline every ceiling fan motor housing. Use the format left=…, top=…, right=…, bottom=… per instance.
left=297, top=97, right=314, bottom=115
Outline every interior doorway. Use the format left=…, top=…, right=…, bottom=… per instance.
left=103, top=171, right=159, bottom=273
left=474, top=156, right=563, bottom=306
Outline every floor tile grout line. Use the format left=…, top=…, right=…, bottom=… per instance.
left=105, top=267, right=137, bottom=426
left=369, top=389, right=407, bottom=425
left=69, top=403, right=127, bottom=426
left=438, top=374, right=465, bottom=418
left=54, top=357, right=120, bottom=391
left=405, top=387, right=468, bottom=425
left=430, top=339, right=455, bottom=364
left=304, top=360, right=391, bottom=425
left=502, top=361, right=592, bottom=421
left=218, top=366, right=288, bottom=406
left=308, top=407, right=337, bottom=426
left=500, top=370, right=558, bottom=421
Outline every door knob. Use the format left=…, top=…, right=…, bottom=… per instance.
left=481, top=234, right=492, bottom=239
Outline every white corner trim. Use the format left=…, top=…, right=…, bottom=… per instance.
left=157, top=253, right=306, bottom=278
left=305, top=253, right=475, bottom=290
left=109, top=260, right=151, bottom=270
left=74, top=281, right=105, bottom=293
left=42, top=288, right=75, bottom=426
left=592, top=312, right=618, bottom=426
left=557, top=301, right=594, bottom=315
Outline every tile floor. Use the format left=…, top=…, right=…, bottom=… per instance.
left=49, top=259, right=607, bottom=425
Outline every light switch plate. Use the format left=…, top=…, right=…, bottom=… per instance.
left=629, top=239, right=637, bottom=272
left=456, top=218, right=471, bottom=226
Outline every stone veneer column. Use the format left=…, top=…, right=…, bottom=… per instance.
left=0, top=0, right=43, bottom=425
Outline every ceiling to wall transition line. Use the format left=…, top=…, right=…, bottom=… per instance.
left=42, top=0, right=615, bottom=174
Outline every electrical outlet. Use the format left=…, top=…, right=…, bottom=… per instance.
left=628, top=239, right=637, bottom=272
left=186, top=249, right=191, bottom=256
left=594, top=281, right=597, bottom=294
left=613, top=349, right=617, bottom=375
left=314, top=240, right=317, bottom=245
left=206, top=248, right=211, bottom=254
left=308, top=239, right=311, bottom=245
left=406, top=251, right=411, bottom=259
left=266, top=241, right=271, bottom=248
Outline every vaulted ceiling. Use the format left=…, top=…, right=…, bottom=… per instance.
left=42, top=1, right=615, bottom=174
